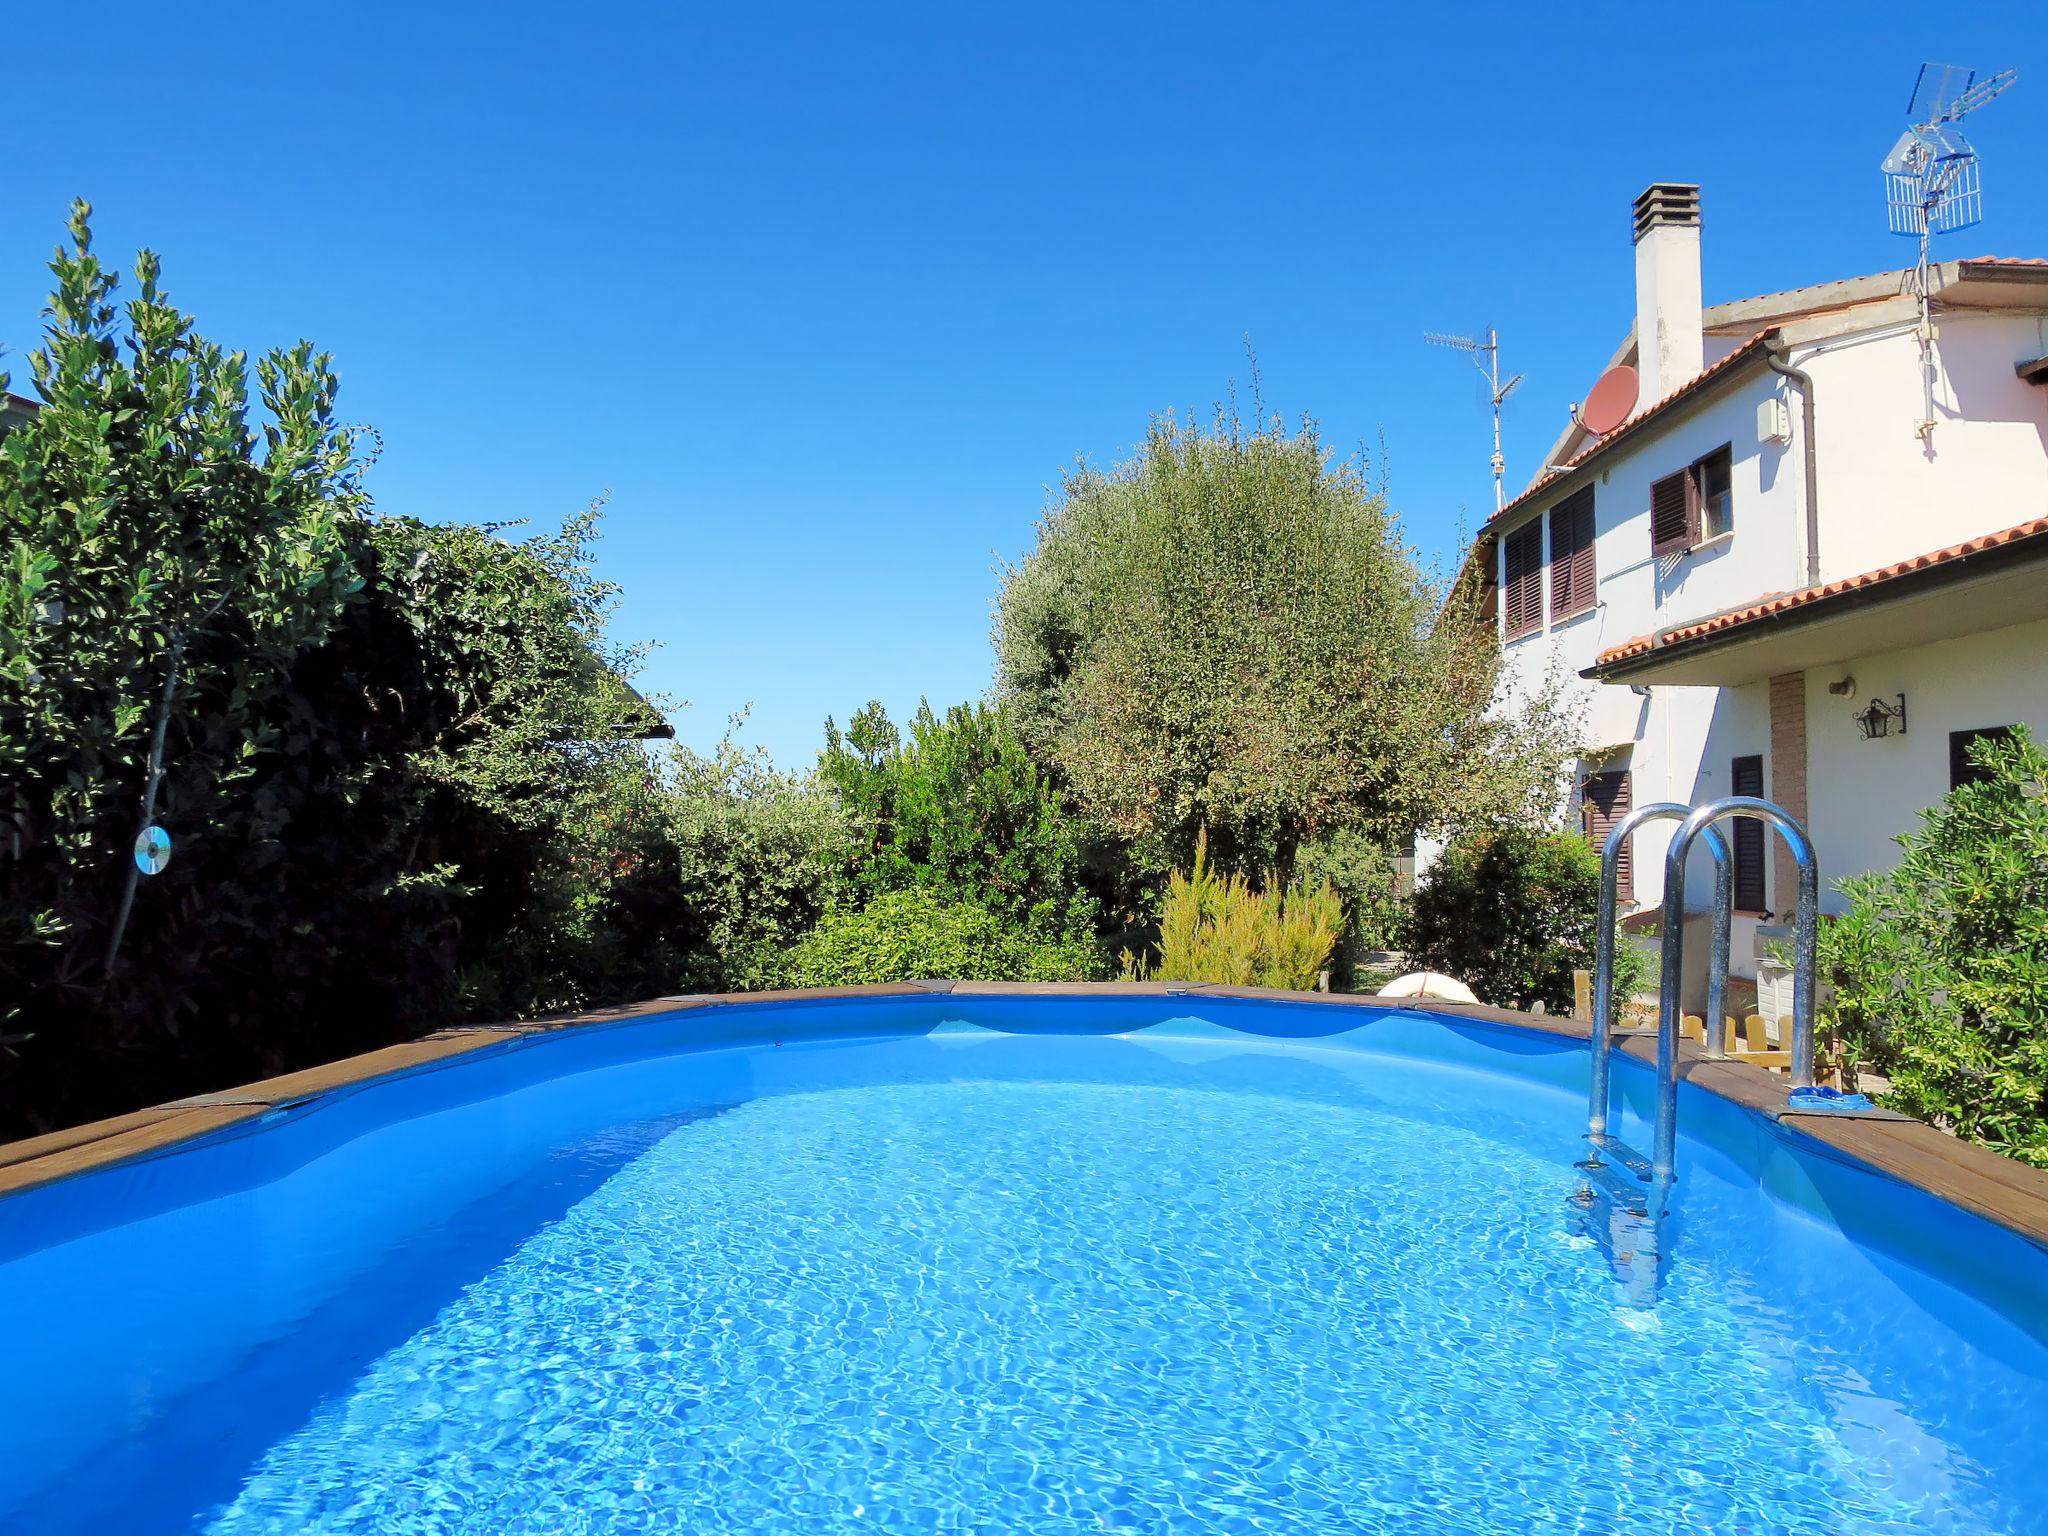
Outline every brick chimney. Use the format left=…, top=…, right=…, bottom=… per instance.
left=1632, top=184, right=1704, bottom=410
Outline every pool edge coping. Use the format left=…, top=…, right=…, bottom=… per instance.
left=2, top=982, right=2044, bottom=1252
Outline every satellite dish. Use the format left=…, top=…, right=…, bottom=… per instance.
left=1579, top=365, right=1639, bottom=436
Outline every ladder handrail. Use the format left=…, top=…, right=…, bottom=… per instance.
left=1655, top=797, right=1820, bottom=1206
left=1588, top=803, right=1732, bottom=1140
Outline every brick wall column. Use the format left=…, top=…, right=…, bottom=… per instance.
left=1768, top=672, right=1808, bottom=914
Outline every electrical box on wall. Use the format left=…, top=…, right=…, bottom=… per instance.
left=1757, top=396, right=1793, bottom=445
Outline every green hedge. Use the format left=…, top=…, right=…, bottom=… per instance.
left=752, top=888, right=1106, bottom=989
left=1823, top=726, right=2048, bottom=1168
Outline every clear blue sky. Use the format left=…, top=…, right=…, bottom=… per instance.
left=6, top=4, right=2046, bottom=768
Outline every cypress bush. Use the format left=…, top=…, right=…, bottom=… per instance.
left=1123, top=831, right=1345, bottom=991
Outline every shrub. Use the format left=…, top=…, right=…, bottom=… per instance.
left=1294, top=827, right=1407, bottom=986
left=1348, top=967, right=1398, bottom=997
left=1123, top=832, right=1345, bottom=990
left=757, top=887, right=1106, bottom=988
left=659, top=726, right=853, bottom=990
left=1404, top=828, right=1612, bottom=1014
left=818, top=698, right=1106, bottom=942
left=1821, top=727, right=2048, bottom=1168
left=1, top=207, right=366, bottom=1127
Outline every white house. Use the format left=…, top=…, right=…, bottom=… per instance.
left=1470, top=183, right=2048, bottom=1002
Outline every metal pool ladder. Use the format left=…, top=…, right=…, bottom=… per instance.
left=1574, top=796, right=1819, bottom=1294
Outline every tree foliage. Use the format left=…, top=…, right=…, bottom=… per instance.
left=660, top=723, right=853, bottom=991
left=0, top=206, right=678, bottom=1131
left=1, top=204, right=365, bottom=1116
left=327, top=508, right=683, bottom=1023
left=995, top=407, right=1576, bottom=882
left=819, top=699, right=1105, bottom=942
left=1823, top=727, right=2048, bottom=1168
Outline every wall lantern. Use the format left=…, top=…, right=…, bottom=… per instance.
left=1854, top=693, right=1907, bottom=740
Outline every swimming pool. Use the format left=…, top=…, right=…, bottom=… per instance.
left=0, top=990, right=2043, bottom=1534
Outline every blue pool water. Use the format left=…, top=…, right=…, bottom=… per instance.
left=0, top=999, right=2044, bottom=1533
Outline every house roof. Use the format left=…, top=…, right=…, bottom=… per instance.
left=1509, top=256, right=2048, bottom=519
left=1586, top=513, right=2048, bottom=677
left=1482, top=331, right=1781, bottom=537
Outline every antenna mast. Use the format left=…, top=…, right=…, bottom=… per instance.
left=1426, top=326, right=1524, bottom=511
left=1881, top=62, right=2019, bottom=439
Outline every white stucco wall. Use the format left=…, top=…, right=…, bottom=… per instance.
left=1494, top=365, right=1808, bottom=689
left=1802, top=313, right=2048, bottom=578
left=1491, top=365, right=1805, bottom=920
left=1803, top=615, right=2048, bottom=914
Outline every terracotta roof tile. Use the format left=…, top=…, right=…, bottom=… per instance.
left=1484, top=332, right=1781, bottom=535
left=1595, top=513, right=2048, bottom=667
left=1965, top=255, right=2048, bottom=267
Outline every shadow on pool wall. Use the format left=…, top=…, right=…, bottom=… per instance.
left=0, top=983, right=2043, bottom=1522
left=0, top=987, right=2043, bottom=1294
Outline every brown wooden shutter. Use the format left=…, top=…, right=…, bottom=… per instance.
left=1650, top=470, right=1692, bottom=556
left=1503, top=522, right=1542, bottom=639
left=1474, top=535, right=1500, bottom=629
left=1730, top=755, right=1766, bottom=912
left=1549, top=489, right=1596, bottom=620
left=1582, top=769, right=1633, bottom=901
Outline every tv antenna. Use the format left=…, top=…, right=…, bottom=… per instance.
left=1881, top=61, right=2018, bottom=438
left=1425, top=326, right=1523, bottom=511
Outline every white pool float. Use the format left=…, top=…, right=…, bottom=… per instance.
left=1374, top=970, right=1479, bottom=1004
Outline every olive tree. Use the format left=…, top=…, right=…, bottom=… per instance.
left=995, top=407, right=1576, bottom=882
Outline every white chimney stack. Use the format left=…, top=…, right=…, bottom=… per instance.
left=1632, top=184, right=1703, bottom=410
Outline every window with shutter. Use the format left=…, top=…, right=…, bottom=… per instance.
left=1549, top=489, right=1596, bottom=621
left=1650, top=471, right=1692, bottom=556
left=1950, top=725, right=2017, bottom=790
left=1730, top=755, right=1766, bottom=912
left=1697, top=447, right=1734, bottom=539
left=1581, top=769, right=1633, bottom=901
left=1650, top=444, right=1736, bottom=557
left=1502, top=522, right=1542, bottom=640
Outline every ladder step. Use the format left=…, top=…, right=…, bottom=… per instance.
left=1583, top=1133, right=1653, bottom=1182
left=1579, top=1156, right=1650, bottom=1218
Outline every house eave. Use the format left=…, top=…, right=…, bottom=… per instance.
left=1584, top=523, right=2048, bottom=686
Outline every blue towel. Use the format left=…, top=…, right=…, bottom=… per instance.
left=1786, top=1085, right=1875, bottom=1114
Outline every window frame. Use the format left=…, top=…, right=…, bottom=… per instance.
left=1696, top=445, right=1734, bottom=541
left=1548, top=487, right=1597, bottom=623
left=1650, top=443, right=1735, bottom=558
